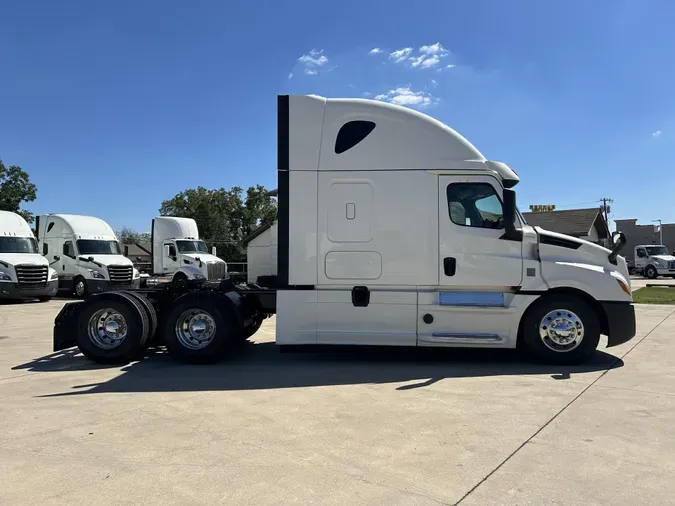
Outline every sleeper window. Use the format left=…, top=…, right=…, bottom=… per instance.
left=446, top=183, right=504, bottom=229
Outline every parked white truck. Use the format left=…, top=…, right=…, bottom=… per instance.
left=53, top=94, right=635, bottom=367
left=151, top=216, right=227, bottom=284
left=0, top=211, right=59, bottom=301
left=630, top=244, right=675, bottom=279
left=36, top=214, right=140, bottom=297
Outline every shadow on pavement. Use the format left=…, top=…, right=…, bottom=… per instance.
left=13, top=342, right=624, bottom=396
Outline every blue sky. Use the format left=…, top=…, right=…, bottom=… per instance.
left=1, top=0, right=673, bottom=233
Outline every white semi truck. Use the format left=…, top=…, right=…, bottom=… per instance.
left=52, top=94, right=635, bottom=367
left=151, top=216, right=228, bottom=284
left=0, top=211, right=59, bottom=301
left=36, top=214, right=140, bottom=297
left=629, top=244, right=675, bottom=279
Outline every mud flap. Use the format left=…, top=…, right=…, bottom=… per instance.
left=53, top=301, right=85, bottom=352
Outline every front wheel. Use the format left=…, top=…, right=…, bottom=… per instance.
left=38, top=296, right=52, bottom=302
left=74, top=276, right=87, bottom=298
left=644, top=265, right=658, bottom=279
left=520, top=295, right=600, bottom=365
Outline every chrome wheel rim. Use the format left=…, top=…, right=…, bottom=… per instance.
left=75, top=281, right=85, bottom=297
left=88, top=308, right=128, bottom=349
left=539, top=309, right=584, bottom=352
left=175, top=309, right=217, bottom=350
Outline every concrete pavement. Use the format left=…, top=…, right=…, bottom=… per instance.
left=1, top=301, right=674, bottom=505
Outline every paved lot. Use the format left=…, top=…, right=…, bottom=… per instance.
left=1, top=301, right=674, bottom=505
left=629, top=275, right=675, bottom=290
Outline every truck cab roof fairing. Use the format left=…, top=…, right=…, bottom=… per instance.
left=279, top=94, right=519, bottom=183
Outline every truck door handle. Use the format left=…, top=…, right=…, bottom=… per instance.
left=444, top=257, right=456, bottom=276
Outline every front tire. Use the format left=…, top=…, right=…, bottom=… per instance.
left=163, top=293, right=242, bottom=363
left=38, top=296, right=52, bottom=302
left=172, top=272, right=188, bottom=287
left=644, top=265, right=658, bottom=279
left=520, top=295, right=600, bottom=365
left=74, top=276, right=87, bottom=298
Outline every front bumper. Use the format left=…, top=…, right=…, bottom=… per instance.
left=603, top=301, right=637, bottom=347
left=85, top=278, right=141, bottom=294
left=0, top=280, right=59, bottom=300
left=656, top=267, right=675, bottom=276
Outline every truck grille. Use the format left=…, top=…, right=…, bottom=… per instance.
left=15, top=265, right=48, bottom=287
left=669, top=261, right=675, bottom=269
left=207, top=262, right=227, bottom=281
left=107, top=265, right=133, bottom=285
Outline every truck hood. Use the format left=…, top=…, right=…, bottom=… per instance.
left=534, top=227, right=628, bottom=276
left=78, top=254, right=133, bottom=267
left=0, top=253, right=49, bottom=267
left=650, top=255, right=675, bottom=262
left=182, top=253, right=225, bottom=264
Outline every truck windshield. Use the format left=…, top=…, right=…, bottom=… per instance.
left=76, top=240, right=121, bottom=255
left=176, top=240, right=209, bottom=253
left=646, top=246, right=669, bottom=256
left=0, top=237, right=38, bottom=254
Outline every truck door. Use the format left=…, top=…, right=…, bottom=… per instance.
left=635, top=247, right=648, bottom=270
left=163, top=242, right=179, bottom=274
left=437, top=175, right=523, bottom=290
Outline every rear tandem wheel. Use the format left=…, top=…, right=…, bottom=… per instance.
left=73, top=292, right=150, bottom=365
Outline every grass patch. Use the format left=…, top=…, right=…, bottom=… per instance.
left=632, top=286, right=675, bottom=304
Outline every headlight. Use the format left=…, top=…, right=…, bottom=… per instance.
left=50, top=271, right=59, bottom=280
left=133, top=269, right=140, bottom=279
left=87, top=269, right=105, bottom=280
left=0, top=271, right=11, bottom=281
left=193, top=272, right=206, bottom=280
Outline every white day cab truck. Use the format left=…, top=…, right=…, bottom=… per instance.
left=628, top=244, right=675, bottom=279
left=36, top=214, right=141, bottom=297
left=0, top=211, right=59, bottom=301
left=150, top=216, right=227, bottom=285
left=52, top=95, right=636, bottom=366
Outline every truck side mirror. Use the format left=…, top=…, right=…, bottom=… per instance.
left=53, top=255, right=60, bottom=261
left=608, top=231, right=627, bottom=265
left=211, top=246, right=217, bottom=256
left=502, top=189, right=522, bottom=241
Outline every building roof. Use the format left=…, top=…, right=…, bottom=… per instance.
left=522, top=208, right=608, bottom=238
left=241, top=222, right=274, bottom=246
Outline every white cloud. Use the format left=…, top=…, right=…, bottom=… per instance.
left=297, top=49, right=329, bottom=76
left=430, top=79, right=438, bottom=87
left=374, top=86, right=437, bottom=108
left=288, top=72, right=293, bottom=80
left=652, top=130, right=662, bottom=138
left=389, top=47, right=413, bottom=63
left=389, top=43, right=450, bottom=69
left=369, top=47, right=382, bottom=55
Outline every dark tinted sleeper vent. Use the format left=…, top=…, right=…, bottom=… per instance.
left=335, top=121, right=376, bottom=154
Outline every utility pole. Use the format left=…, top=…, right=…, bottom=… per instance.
left=599, top=197, right=614, bottom=223
left=652, top=219, right=663, bottom=245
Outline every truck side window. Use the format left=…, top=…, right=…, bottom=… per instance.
left=63, top=241, right=75, bottom=258
left=168, top=244, right=177, bottom=259
left=447, top=183, right=504, bottom=229
left=637, top=249, right=647, bottom=258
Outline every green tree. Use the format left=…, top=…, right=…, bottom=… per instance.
left=0, top=159, right=38, bottom=224
left=159, top=185, right=277, bottom=259
left=117, top=227, right=151, bottom=245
